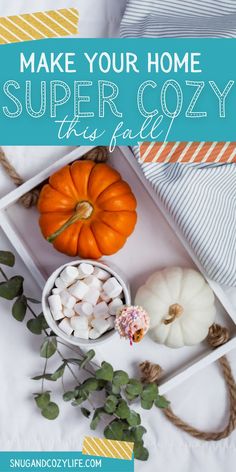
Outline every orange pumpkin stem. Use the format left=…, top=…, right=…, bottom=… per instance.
left=47, top=201, right=93, bottom=243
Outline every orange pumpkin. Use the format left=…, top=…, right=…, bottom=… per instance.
left=38, top=160, right=137, bottom=259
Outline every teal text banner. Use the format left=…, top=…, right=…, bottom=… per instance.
left=0, top=38, right=236, bottom=145
left=0, top=452, right=134, bottom=472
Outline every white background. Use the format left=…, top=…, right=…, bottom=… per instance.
left=0, top=2, right=235, bottom=472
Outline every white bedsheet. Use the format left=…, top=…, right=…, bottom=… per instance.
left=0, top=2, right=235, bottom=472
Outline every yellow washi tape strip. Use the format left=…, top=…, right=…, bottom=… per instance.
left=82, top=437, right=134, bottom=461
left=0, top=8, right=79, bottom=44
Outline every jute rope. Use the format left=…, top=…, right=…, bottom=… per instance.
left=0, top=146, right=109, bottom=208
left=0, top=147, right=40, bottom=208
left=81, top=146, right=109, bottom=163
left=140, top=324, right=236, bottom=441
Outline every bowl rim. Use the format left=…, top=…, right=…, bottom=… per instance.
left=42, top=259, right=131, bottom=346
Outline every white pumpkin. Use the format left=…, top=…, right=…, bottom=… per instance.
left=135, top=267, right=216, bottom=348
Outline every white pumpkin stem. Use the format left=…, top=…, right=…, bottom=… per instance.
left=164, top=303, right=184, bottom=325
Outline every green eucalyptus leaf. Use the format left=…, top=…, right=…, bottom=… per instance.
left=50, top=364, right=66, bottom=381
left=127, top=410, right=141, bottom=427
left=74, top=388, right=89, bottom=404
left=133, top=426, right=147, bottom=442
left=82, top=378, right=99, bottom=393
left=32, top=374, right=52, bottom=381
left=133, top=443, right=149, bottom=461
left=141, top=383, right=158, bottom=402
left=104, top=420, right=127, bottom=441
left=75, top=386, right=89, bottom=398
left=116, top=400, right=130, bottom=420
left=27, top=318, right=42, bottom=335
left=45, top=374, right=57, bottom=381
left=32, top=375, right=46, bottom=381
left=122, top=430, right=136, bottom=442
left=111, top=384, right=121, bottom=395
left=81, top=407, right=91, bottom=418
left=37, top=313, right=49, bottom=330
left=35, top=392, right=50, bottom=410
left=32, top=373, right=59, bottom=381
left=40, top=337, right=57, bottom=359
left=96, top=380, right=106, bottom=391
left=113, top=370, right=129, bottom=387
left=63, top=391, right=75, bottom=402
left=104, top=395, right=119, bottom=414
left=126, top=379, right=143, bottom=397
left=90, top=408, right=104, bottom=430
left=141, top=398, right=154, bottom=410
left=41, top=402, right=59, bottom=420
left=72, top=397, right=86, bottom=406
left=80, top=350, right=95, bottom=369
left=0, top=276, right=24, bottom=300
left=95, top=362, right=113, bottom=382
left=0, top=251, right=15, bottom=267
left=125, top=391, right=138, bottom=402
left=155, top=396, right=170, bottom=409
left=12, top=295, right=27, bottom=321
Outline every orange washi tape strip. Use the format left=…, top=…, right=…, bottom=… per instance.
left=140, top=141, right=236, bottom=163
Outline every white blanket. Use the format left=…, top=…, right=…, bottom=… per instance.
left=0, top=2, right=235, bottom=472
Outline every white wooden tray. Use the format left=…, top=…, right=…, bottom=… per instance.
left=0, top=145, right=235, bottom=395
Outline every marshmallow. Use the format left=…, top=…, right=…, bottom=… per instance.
left=74, top=302, right=93, bottom=317
left=83, top=287, right=100, bottom=306
left=52, top=288, right=61, bottom=295
left=89, top=328, right=101, bottom=340
left=103, top=277, right=123, bottom=298
left=91, top=318, right=110, bottom=335
left=74, top=328, right=89, bottom=340
left=84, top=275, right=103, bottom=290
left=58, top=318, right=73, bottom=335
left=108, top=298, right=123, bottom=316
left=55, top=277, right=67, bottom=290
left=60, top=290, right=76, bottom=309
left=78, top=263, right=94, bottom=278
left=69, top=281, right=89, bottom=299
left=93, top=267, right=110, bottom=281
left=70, top=315, right=88, bottom=331
left=63, top=307, right=75, bottom=318
left=93, top=301, right=109, bottom=318
left=48, top=294, right=62, bottom=315
left=52, top=310, right=64, bottom=321
left=60, top=266, right=78, bottom=285
left=107, top=316, right=115, bottom=329
left=100, top=291, right=111, bottom=303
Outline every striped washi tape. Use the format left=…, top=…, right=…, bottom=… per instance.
left=140, top=142, right=236, bottom=163
left=0, top=8, right=79, bottom=44
left=82, top=437, right=134, bottom=461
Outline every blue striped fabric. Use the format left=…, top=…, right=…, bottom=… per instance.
left=121, top=0, right=236, bottom=37
left=121, top=1, right=236, bottom=287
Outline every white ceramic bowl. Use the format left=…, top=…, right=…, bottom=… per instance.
left=42, top=259, right=131, bottom=346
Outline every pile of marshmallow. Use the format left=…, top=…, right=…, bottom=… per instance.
left=48, top=263, right=125, bottom=340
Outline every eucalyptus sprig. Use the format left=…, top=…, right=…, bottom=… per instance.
left=0, top=250, right=170, bottom=461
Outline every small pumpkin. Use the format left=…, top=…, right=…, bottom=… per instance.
left=38, top=160, right=137, bottom=259
left=135, top=267, right=216, bottom=348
